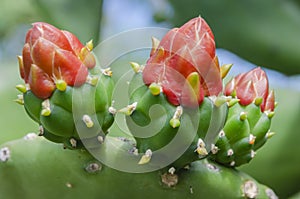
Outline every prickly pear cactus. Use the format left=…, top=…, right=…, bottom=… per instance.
left=16, top=22, right=114, bottom=149
left=9, top=17, right=279, bottom=199
left=0, top=135, right=278, bottom=199
left=210, top=68, right=276, bottom=167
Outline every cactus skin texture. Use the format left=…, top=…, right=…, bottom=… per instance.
left=17, top=22, right=114, bottom=149
left=210, top=68, right=276, bottom=167
left=0, top=135, right=278, bottom=199
left=124, top=17, right=228, bottom=169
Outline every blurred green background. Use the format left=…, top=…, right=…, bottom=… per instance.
left=1, top=0, right=300, bottom=198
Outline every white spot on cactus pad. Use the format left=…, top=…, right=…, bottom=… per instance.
left=65, top=182, right=73, bottom=188
left=161, top=172, right=178, bottom=187
left=242, top=180, right=258, bottom=199
left=85, top=162, right=102, bottom=173
left=0, top=147, right=10, bottom=162
left=206, top=163, right=220, bottom=172
left=265, top=188, right=278, bottom=199
left=23, top=133, right=38, bottom=140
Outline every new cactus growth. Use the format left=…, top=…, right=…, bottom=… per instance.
left=210, top=67, right=276, bottom=167
left=125, top=17, right=228, bottom=170
left=16, top=22, right=114, bottom=149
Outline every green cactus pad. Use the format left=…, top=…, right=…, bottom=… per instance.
left=0, top=135, right=277, bottom=199
left=126, top=73, right=227, bottom=169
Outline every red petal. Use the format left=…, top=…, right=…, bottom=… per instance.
left=29, top=22, right=72, bottom=51
left=31, top=38, right=56, bottom=76
left=22, top=43, right=33, bottom=82
left=236, top=80, right=256, bottom=106
left=28, top=64, right=55, bottom=99
left=62, top=30, right=84, bottom=55
left=54, top=49, right=88, bottom=86
left=264, top=90, right=275, bottom=111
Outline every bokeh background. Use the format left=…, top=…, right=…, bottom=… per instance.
left=1, top=0, right=300, bottom=198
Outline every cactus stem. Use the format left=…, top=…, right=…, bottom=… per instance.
left=14, top=94, right=24, bottom=105
left=229, top=161, right=235, bottom=167
left=219, top=130, right=225, bottom=138
left=16, top=84, right=27, bottom=93
left=101, top=68, right=113, bottom=77
left=86, top=75, right=99, bottom=86
left=41, top=99, right=51, bottom=115
left=118, top=102, right=138, bottom=116
left=168, top=167, right=176, bottom=175
left=220, top=64, right=233, bottom=79
left=266, top=131, right=275, bottom=139
left=227, top=98, right=240, bottom=107
left=138, top=149, right=152, bottom=165
left=161, top=172, right=178, bottom=187
left=195, top=138, right=208, bottom=156
left=149, top=82, right=162, bottom=96
left=70, top=138, right=77, bottom=148
left=85, top=162, right=102, bottom=173
left=239, top=112, right=248, bottom=121
left=251, top=150, right=256, bottom=159
left=0, top=147, right=10, bottom=162
left=227, top=149, right=234, bottom=156
left=211, top=144, right=219, bottom=154
left=254, top=97, right=263, bottom=106
left=39, top=126, right=44, bottom=136
left=249, top=134, right=256, bottom=145
left=242, top=180, right=258, bottom=199
left=82, top=114, right=94, bottom=128
left=55, top=79, right=67, bottom=91
left=130, top=62, right=143, bottom=73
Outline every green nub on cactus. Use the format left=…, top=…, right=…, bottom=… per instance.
left=16, top=22, right=114, bottom=149
left=122, top=17, right=232, bottom=170
left=210, top=67, right=276, bottom=167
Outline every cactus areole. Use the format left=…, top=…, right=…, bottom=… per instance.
left=16, top=16, right=276, bottom=177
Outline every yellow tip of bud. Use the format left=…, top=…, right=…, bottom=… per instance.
left=240, top=112, right=247, bottom=121
left=82, top=115, right=94, bottom=128
left=169, top=118, right=180, bottom=128
left=14, top=94, right=24, bottom=105
left=41, top=108, right=51, bottom=116
left=150, top=36, right=160, bottom=55
left=254, top=97, right=263, bottom=106
left=86, top=40, right=93, bottom=51
left=220, top=64, right=233, bottom=79
left=138, top=149, right=152, bottom=165
left=130, top=62, right=141, bottom=73
left=55, top=79, right=67, bottom=91
left=16, top=84, right=27, bottom=93
left=149, top=83, right=162, bottom=96
left=186, top=72, right=200, bottom=88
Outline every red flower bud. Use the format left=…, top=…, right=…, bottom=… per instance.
left=225, top=67, right=275, bottom=112
left=19, top=22, right=96, bottom=99
left=142, top=17, right=222, bottom=107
